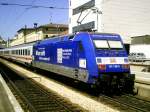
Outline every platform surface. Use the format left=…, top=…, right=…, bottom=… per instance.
left=0, top=74, right=23, bottom=112
left=0, top=80, right=15, bottom=112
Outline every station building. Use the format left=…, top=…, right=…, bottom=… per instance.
left=0, top=36, right=6, bottom=48
left=69, top=0, right=150, bottom=53
left=10, top=23, right=68, bottom=46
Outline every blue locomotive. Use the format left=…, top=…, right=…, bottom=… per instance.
left=32, top=32, right=134, bottom=93
left=0, top=32, right=134, bottom=93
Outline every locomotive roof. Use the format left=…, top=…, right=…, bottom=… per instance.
left=34, top=32, right=121, bottom=46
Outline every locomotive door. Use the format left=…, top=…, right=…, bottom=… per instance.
left=74, top=41, right=86, bottom=79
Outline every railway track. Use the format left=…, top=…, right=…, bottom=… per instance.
left=98, top=94, right=150, bottom=112
left=0, top=59, right=150, bottom=112
left=0, top=65, right=86, bottom=112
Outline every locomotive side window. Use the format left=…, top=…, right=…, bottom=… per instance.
left=93, top=40, right=109, bottom=49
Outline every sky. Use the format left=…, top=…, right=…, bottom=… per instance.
left=0, top=0, right=69, bottom=40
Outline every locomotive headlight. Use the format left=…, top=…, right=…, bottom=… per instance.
left=98, top=64, right=106, bottom=70
left=122, top=64, right=130, bottom=69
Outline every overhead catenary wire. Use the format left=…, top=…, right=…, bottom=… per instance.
left=1, top=0, right=38, bottom=40
left=0, top=2, right=70, bottom=10
left=13, top=0, right=37, bottom=23
left=0, top=1, right=69, bottom=39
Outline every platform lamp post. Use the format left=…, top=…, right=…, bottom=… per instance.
left=34, top=23, right=38, bottom=41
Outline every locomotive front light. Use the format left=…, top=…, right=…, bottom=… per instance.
left=98, top=64, right=106, bottom=70
left=122, top=64, right=130, bottom=69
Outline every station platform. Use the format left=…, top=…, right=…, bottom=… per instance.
left=0, top=74, right=23, bottom=112
left=0, top=58, right=118, bottom=112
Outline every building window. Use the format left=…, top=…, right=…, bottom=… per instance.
left=45, top=35, right=49, bottom=38
left=46, top=28, right=49, bottom=31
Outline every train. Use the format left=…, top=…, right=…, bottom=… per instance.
left=0, top=32, right=135, bottom=93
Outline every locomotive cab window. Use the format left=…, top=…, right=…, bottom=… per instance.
left=93, top=40, right=109, bottom=49
left=108, top=40, right=123, bottom=50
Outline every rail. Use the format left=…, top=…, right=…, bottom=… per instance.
left=98, top=94, right=150, bottom=112
left=0, top=65, right=86, bottom=112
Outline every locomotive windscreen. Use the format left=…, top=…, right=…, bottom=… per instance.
left=108, top=40, right=123, bottom=49
left=93, top=40, right=109, bottom=49
left=93, top=40, right=123, bottom=50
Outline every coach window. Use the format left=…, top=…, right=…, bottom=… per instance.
left=24, top=49, right=27, bottom=55
left=24, top=49, right=26, bottom=55
left=28, top=49, right=30, bottom=55
left=23, top=49, right=25, bottom=55
left=26, top=49, right=28, bottom=55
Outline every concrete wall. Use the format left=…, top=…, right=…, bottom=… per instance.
left=69, top=0, right=150, bottom=44
left=102, top=0, right=150, bottom=43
